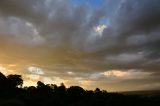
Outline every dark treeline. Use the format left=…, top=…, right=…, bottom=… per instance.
left=0, top=72, right=160, bottom=106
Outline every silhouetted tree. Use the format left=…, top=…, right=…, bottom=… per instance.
left=26, top=86, right=37, bottom=92
left=36, top=81, right=53, bottom=95
left=7, top=74, right=23, bottom=88
left=94, top=88, right=101, bottom=93
left=49, top=84, right=58, bottom=91
left=0, top=72, right=159, bottom=106
left=57, top=83, right=66, bottom=92
left=37, top=81, right=45, bottom=88
left=54, top=83, right=66, bottom=98
left=67, top=86, right=85, bottom=95
left=67, top=86, right=85, bottom=100
left=0, top=72, right=7, bottom=89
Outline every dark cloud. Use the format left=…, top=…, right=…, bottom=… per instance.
left=0, top=0, right=160, bottom=91
left=91, top=0, right=160, bottom=71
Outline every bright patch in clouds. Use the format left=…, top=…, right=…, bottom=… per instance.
left=26, top=74, right=40, bottom=80
left=28, top=66, right=44, bottom=75
left=67, top=71, right=74, bottom=75
left=89, top=69, right=153, bottom=80
left=94, top=25, right=107, bottom=36
left=79, top=80, right=95, bottom=89
left=103, top=70, right=129, bottom=77
left=102, top=69, right=152, bottom=79
left=51, top=77, right=65, bottom=85
left=23, top=80, right=37, bottom=87
left=0, top=64, right=16, bottom=75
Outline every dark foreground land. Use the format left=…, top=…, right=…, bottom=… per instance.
left=0, top=72, right=160, bottom=106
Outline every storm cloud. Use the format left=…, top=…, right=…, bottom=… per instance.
left=0, top=0, right=160, bottom=91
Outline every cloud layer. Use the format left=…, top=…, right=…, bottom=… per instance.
left=0, top=0, right=160, bottom=91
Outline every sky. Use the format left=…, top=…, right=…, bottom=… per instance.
left=0, top=0, right=160, bottom=91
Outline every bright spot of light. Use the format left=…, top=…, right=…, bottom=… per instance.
left=67, top=71, right=74, bottom=75
left=102, top=69, right=152, bottom=79
left=94, top=25, right=107, bottom=36
left=103, top=70, right=129, bottom=77
left=28, top=66, right=44, bottom=75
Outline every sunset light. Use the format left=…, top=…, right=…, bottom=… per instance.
left=0, top=0, right=160, bottom=92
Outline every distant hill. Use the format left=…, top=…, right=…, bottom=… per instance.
left=120, top=90, right=160, bottom=96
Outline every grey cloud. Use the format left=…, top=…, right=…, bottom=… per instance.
left=0, top=0, right=107, bottom=48
left=0, top=0, right=160, bottom=91
left=90, top=0, right=160, bottom=71
left=112, top=0, right=160, bottom=34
